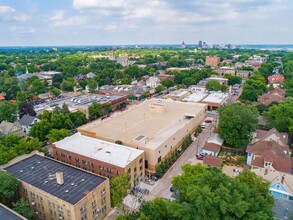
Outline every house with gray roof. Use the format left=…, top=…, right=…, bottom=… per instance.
left=0, top=121, right=25, bottom=137
left=19, top=115, right=40, bottom=133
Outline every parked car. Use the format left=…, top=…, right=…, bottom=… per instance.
left=196, top=154, right=205, bottom=160
left=205, top=120, right=212, bottom=123
left=170, top=186, right=174, bottom=192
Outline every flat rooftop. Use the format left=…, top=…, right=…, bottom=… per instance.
left=54, top=133, right=144, bottom=168
left=47, top=94, right=124, bottom=108
left=79, top=98, right=206, bottom=149
left=201, top=92, right=229, bottom=104
left=0, top=204, right=25, bottom=220
left=182, top=92, right=208, bottom=102
left=5, top=154, right=107, bottom=205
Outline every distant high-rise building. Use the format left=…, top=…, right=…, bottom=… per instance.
left=181, top=41, right=186, bottom=49
left=198, top=40, right=203, bottom=48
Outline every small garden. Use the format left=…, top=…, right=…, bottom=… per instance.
left=155, top=135, right=192, bottom=177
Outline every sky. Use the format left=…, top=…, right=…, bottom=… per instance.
left=0, top=0, right=292, bottom=46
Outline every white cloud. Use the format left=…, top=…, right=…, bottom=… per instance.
left=73, top=0, right=127, bottom=9
left=49, top=11, right=87, bottom=27
left=0, top=5, right=15, bottom=13
left=14, top=15, right=31, bottom=22
left=10, top=26, right=35, bottom=34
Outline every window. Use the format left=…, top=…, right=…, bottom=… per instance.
left=81, top=215, right=87, bottom=220
left=92, top=201, right=96, bottom=208
left=82, top=160, right=87, bottom=165
left=101, top=189, right=106, bottom=196
left=276, top=185, right=280, bottom=189
left=103, top=166, right=106, bottom=171
left=102, top=205, right=107, bottom=214
left=99, top=165, right=103, bottom=170
left=117, top=171, right=121, bottom=176
left=57, top=205, right=63, bottom=212
left=23, top=188, right=28, bottom=195
left=145, top=160, right=148, bottom=169
left=158, top=156, right=161, bottom=163
left=140, top=165, right=143, bottom=171
left=134, top=167, right=137, bottom=173
left=139, top=158, right=143, bottom=164
left=107, top=168, right=113, bottom=173
left=80, top=204, right=87, bottom=214
left=101, top=197, right=106, bottom=205
left=76, top=158, right=80, bottom=162
left=128, top=168, right=131, bottom=173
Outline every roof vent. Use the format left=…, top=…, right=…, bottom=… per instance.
left=31, top=167, right=34, bottom=169
left=56, top=172, right=64, bottom=185
left=105, top=151, right=111, bottom=154
left=20, top=170, right=23, bottom=173
left=81, top=179, right=85, bottom=182
left=71, top=183, right=74, bottom=186
left=44, top=181, right=48, bottom=184
left=37, top=161, right=41, bottom=164
left=65, top=190, right=69, bottom=193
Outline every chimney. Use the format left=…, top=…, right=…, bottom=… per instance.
left=281, top=175, right=285, bottom=184
left=56, top=172, right=64, bottom=185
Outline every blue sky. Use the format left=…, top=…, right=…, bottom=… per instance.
left=0, top=0, right=292, bottom=46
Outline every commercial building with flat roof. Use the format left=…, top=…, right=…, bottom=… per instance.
left=53, top=133, right=145, bottom=186
left=78, top=98, right=207, bottom=172
left=0, top=203, right=27, bottom=220
left=1, top=151, right=110, bottom=220
left=183, top=91, right=229, bottom=111
left=43, top=94, right=126, bottom=118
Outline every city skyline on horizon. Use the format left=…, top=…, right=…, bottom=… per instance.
left=0, top=0, right=292, bottom=46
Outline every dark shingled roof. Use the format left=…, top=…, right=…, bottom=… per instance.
left=5, top=154, right=106, bottom=205
left=0, top=204, right=26, bottom=220
left=19, top=115, right=38, bottom=127
left=273, top=198, right=293, bottom=220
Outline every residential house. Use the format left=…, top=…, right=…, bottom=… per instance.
left=86, top=72, right=96, bottom=79
left=268, top=74, right=285, bottom=88
left=236, top=70, right=252, bottom=79
left=247, top=129, right=291, bottom=173
left=203, top=156, right=223, bottom=168
left=258, top=89, right=286, bottom=106
left=146, top=76, right=161, bottom=89
left=19, top=115, right=40, bottom=133
left=201, top=143, right=221, bottom=157
left=0, top=121, right=25, bottom=137
left=253, top=168, right=293, bottom=200
left=201, top=133, right=224, bottom=157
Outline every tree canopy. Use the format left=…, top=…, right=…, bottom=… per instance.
left=0, top=171, right=20, bottom=205
left=240, top=73, right=267, bottom=102
left=118, top=164, right=274, bottom=220
left=264, top=98, right=293, bottom=135
left=110, top=173, right=131, bottom=208
left=0, top=101, right=19, bottom=123
left=218, top=103, right=258, bottom=148
left=205, top=80, right=222, bottom=91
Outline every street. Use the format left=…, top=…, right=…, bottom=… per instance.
left=142, top=122, right=214, bottom=200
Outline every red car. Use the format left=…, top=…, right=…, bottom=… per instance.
left=205, top=120, right=212, bottom=123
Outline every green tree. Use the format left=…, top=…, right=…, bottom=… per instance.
left=161, top=79, right=175, bottom=88
left=69, top=112, right=87, bottom=127
left=12, top=198, right=33, bottom=220
left=87, top=79, right=98, bottom=93
left=30, top=79, right=46, bottom=95
left=241, top=74, right=267, bottom=101
left=0, top=101, right=19, bottom=123
left=264, top=99, right=293, bottom=134
left=224, top=74, right=242, bottom=85
left=110, top=173, right=131, bottom=208
left=284, top=78, right=293, bottom=97
left=0, top=172, right=20, bottom=205
left=29, top=120, right=52, bottom=141
left=51, top=87, right=61, bottom=97
left=89, top=102, right=105, bottom=120
left=16, top=91, right=33, bottom=103
left=155, top=85, right=165, bottom=93
left=205, top=80, right=222, bottom=91
left=218, top=103, right=258, bottom=148
left=47, top=129, right=71, bottom=143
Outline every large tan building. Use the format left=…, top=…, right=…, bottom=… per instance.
left=1, top=151, right=110, bottom=220
left=205, top=56, right=220, bottom=67
left=53, top=134, right=145, bottom=186
left=78, top=98, right=207, bottom=173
